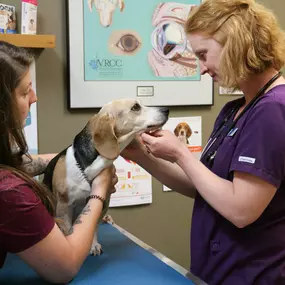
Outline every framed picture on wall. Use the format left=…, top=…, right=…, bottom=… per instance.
left=66, top=0, right=213, bottom=109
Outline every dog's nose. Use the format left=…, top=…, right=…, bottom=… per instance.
left=160, top=107, right=169, bottom=116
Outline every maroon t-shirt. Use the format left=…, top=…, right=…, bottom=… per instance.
left=0, top=170, right=55, bottom=268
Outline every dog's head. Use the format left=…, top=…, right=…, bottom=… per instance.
left=174, top=122, right=192, bottom=139
left=88, top=99, right=169, bottom=160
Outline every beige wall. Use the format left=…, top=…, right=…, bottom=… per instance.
left=5, top=0, right=285, bottom=270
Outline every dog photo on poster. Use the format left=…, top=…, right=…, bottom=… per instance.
left=162, top=116, right=202, bottom=191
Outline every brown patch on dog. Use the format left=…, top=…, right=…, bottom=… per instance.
left=52, top=156, right=71, bottom=235
left=89, top=114, right=120, bottom=160
left=52, top=156, right=68, bottom=203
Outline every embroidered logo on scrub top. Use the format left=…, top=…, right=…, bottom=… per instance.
left=227, top=128, right=238, bottom=137
left=238, top=156, right=256, bottom=164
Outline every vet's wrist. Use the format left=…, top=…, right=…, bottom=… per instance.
left=176, top=145, right=191, bottom=165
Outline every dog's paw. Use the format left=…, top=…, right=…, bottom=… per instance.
left=90, top=242, right=103, bottom=256
left=102, top=214, right=114, bottom=225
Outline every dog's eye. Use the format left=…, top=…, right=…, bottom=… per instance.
left=131, top=103, right=141, bottom=112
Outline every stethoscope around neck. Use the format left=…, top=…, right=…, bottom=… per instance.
left=200, top=71, right=283, bottom=168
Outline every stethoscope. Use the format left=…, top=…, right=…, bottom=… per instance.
left=200, top=71, right=283, bottom=168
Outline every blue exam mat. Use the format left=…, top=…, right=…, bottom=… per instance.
left=0, top=224, right=196, bottom=284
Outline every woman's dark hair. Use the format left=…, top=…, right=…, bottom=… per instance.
left=0, top=41, right=55, bottom=216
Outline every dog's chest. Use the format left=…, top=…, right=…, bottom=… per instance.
left=65, top=146, right=112, bottom=206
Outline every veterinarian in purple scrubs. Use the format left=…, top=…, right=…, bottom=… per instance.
left=122, top=0, right=285, bottom=284
left=0, top=41, right=118, bottom=283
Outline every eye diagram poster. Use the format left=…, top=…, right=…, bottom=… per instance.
left=110, top=156, right=152, bottom=207
left=162, top=116, right=202, bottom=191
left=84, top=0, right=201, bottom=81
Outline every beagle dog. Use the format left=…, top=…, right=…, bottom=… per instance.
left=43, top=99, right=169, bottom=255
left=174, top=122, right=192, bottom=145
left=88, top=0, right=125, bottom=28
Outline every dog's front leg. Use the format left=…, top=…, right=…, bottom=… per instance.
left=90, top=225, right=103, bottom=256
left=89, top=195, right=112, bottom=256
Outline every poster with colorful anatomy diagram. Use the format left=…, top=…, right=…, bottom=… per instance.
left=84, top=0, right=200, bottom=81
left=67, top=0, right=213, bottom=108
left=110, top=156, right=152, bottom=207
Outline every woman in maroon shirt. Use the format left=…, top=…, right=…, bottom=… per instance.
left=0, top=41, right=118, bottom=283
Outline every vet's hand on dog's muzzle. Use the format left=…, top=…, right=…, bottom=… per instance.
left=141, top=130, right=187, bottom=163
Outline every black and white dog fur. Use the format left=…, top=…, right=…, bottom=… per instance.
left=43, top=99, right=169, bottom=255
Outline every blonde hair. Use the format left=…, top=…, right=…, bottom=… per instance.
left=185, top=0, right=285, bottom=88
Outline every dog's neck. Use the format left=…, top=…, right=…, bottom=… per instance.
left=72, top=127, right=137, bottom=184
left=73, top=126, right=100, bottom=183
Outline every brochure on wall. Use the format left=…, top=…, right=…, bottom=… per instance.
left=24, top=61, right=38, bottom=155
left=162, top=116, right=202, bottom=192
left=110, top=156, right=152, bottom=207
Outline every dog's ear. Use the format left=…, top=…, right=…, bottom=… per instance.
left=92, top=114, right=120, bottom=160
left=174, top=124, right=180, bottom=136
left=186, top=125, right=192, bottom=138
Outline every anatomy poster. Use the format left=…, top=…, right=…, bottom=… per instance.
left=110, top=156, right=152, bottom=207
left=162, top=116, right=202, bottom=191
left=84, top=0, right=201, bottom=81
left=24, top=61, right=38, bottom=155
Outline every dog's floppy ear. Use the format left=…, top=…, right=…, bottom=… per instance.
left=92, top=113, right=120, bottom=160
left=174, top=124, right=180, bottom=137
left=186, top=124, right=192, bottom=138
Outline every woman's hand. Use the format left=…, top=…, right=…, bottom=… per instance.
left=141, top=130, right=188, bottom=163
left=91, top=165, right=118, bottom=198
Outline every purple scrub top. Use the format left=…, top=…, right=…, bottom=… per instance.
left=191, top=85, right=285, bottom=284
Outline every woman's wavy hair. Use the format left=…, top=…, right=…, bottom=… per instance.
left=185, top=0, right=285, bottom=88
left=0, top=41, right=55, bottom=216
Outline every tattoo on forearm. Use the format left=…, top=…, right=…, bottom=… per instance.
left=74, top=205, right=91, bottom=225
left=66, top=227, right=74, bottom=236
left=20, top=156, right=50, bottom=176
left=66, top=205, right=92, bottom=235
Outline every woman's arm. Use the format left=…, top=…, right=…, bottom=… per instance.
left=142, top=130, right=277, bottom=228
left=20, top=153, right=57, bottom=176
left=176, top=148, right=276, bottom=228
left=121, top=140, right=196, bottom=198
left=18, top=166, right=117, bottom=284
left=18, top=199, right=103, bottom=283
